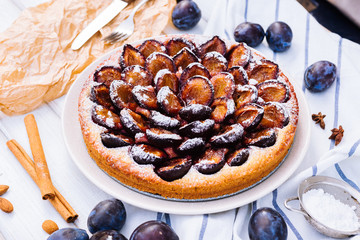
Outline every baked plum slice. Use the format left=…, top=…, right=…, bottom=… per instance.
left=122, top=65, right=153, bottom=86
left=179, top=62, right=211, bottom=86
left=146, top=128, right=182, bottom=147
left=181, top=76, right=214, bottom=106
left=154, top=69, right=179, bottom=94
left=226, top=148, right=250, bottom=166
left=210, top=72, right=235, bottom=99
left=179, top=119, right=215, bottom=138
left=100, top=132, right=133, bottom=148
left=201, top=51, right=228, bottom=76
left=91, top=105, right=122, bottom=130
left=210, top=123, right=244, bottom=147
left=248, top=59, right=279, bottom=84
left=119, top=44, right=146, bottom=69
left=233, top=85, right=258, bottom=109
left=149, top=110, right=180, bottom=130
left=109, top=80, right=137, bottom=111
left=90, top=84, right=114, bottom=110
left=197, top=36, right=227, bottom=58
left=166, top=37, right=196, bottom=57
left=134, top=106, right=151, bottom=119
left=243, top=128, right=277, bottom=148
left=226, top=43, right=251, bottom=68
left=145, top=52, right=176, bottom=77
left=132, top=85, right=157, bottom=110
left=134, top=132, right=149, bottom=144
left=235, top=103, right=264, bottom=130
left=194, top=148, right=228, bottom=174
left=258, top=102, right=289, bottom=129
left=138, top=39, right=166, bottom=58
left=157, top=86, right=183, bottom=116
left=210, top=98, right=235, bottom=123
left=154, top=157, right=192, bottom=181
left=173, top=47, right=199, bottom=70
left=94, top=66, right=122, bottom=88
left=130, top=144, right=167, bottom=165
left=176, top=137, right=206, bottom=155
left=228, top=66, right=249, bottom=85
left=257, top=80, right=290, bottom=103
left=119, top=108, right=147, bottom=135
left=179, top=104, right=212, bottom=122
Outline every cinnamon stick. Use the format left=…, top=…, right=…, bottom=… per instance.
left=24, top=114, right=55, bottom=200
left=6, top=139, right=78, bottom=222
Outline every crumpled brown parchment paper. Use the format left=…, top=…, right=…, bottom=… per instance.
left=0, top=0, right=176, bottom=115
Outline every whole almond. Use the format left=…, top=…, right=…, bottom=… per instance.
left=0, top=197, right=13, bottom=213
left=0, top=185, right=9, bottom=196
left=42, top=220, right=59, bottom=235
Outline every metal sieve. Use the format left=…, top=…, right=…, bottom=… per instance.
left=284, top=175, right=360, bottom=238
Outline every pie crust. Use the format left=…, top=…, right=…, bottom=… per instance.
left=78, top=35, right=299, bottom=200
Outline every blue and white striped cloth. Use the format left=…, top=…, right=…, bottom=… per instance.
left=1, top=0, right=360, bottom=239
left=162, top=0, right=360, bottom=239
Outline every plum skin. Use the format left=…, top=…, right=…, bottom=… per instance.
left=130, top=220, right=179, bottom=240
left=87, top=198, right=126, bottom=234
left=172, top=1, right=201, bottom=30
left=248, top=207, right=287, bottom=240
left=234, top=22, right=265, bottom=47
left=47, top=228, right=89, bottom=240
left=304, top=60, right=337, bottom=92
left=90, top=230, right=127, bottom=240
left=266, top=22, right=292, bottom=52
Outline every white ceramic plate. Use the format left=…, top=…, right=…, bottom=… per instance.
left=62, top=35, right=311, bottom=215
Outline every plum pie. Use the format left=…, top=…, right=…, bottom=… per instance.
left=78, top=35, right=299, bottom=199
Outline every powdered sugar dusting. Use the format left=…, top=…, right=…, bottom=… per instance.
left=147, top=52, right=171, bottom=62
left=203, top=51, right=227, bottom=64
left=303, top=188, right=360, bottom=232
left=154, top=69, right=172, bottom=85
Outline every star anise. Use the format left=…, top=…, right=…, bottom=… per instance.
left=312, top=112, right=326, bottom=129
left=329, top=125, right=344, bottom=146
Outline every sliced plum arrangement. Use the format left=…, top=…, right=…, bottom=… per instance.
left=235, top=103, right=264, bottom=130
left=155, top=157, right=192, bottom=181
left=146, top=52, right=176, bottom=77
left=101, top=132, right=133, bottom=148
left=233, top=85, right=258, bottom=109
left=138, top=39, right=166, bottom=59
left=130, top=144, right=167, bottom=165
left=173, top=47, right=199, bottom=70
left=179, top=104, right=212, bottom=122
left=120, top=44, right=146, bottom=69
left=197, top=36, right=227, bottom=58
left=109, top=80, right=138, bottom=111
left=202, top=51, right=228, bottom=76
left=181, top=76, right=214, bottom=105
left=194, top=148, right=228, bottom=174
left=92, top=105, right=122, bottom=131
left=94, top=66, right=122, bottom=87
left=88, top=36, right=296, bottom=183
left=166, top=37, right=196, bottom=57
left=228, top=66, right=249, bottom=85
left=179, top=62, right=211, bottom=86
left=226, top=148, right=250, bottom=166
left=227, top=43, right=251, bottom=68
left=122, top=65, right=153, bottom=86
left=146, top=128, right=182, bottom=147
left=257, top=80, right=289, bottom=103
left=154, top=69, right=179, bottom=94
left=90, top=83, right=114, bottom=110
left=247, top=59, right=279, bottom=84
left=157, top=86, right=183, bottom=116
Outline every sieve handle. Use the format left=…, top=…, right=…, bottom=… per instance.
left=284, top=196, right=307, bottom=216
